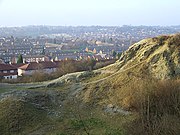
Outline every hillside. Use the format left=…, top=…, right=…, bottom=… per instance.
left=75, top=34, right=180, bottom=135
left=0, top=34, right=180, bottom=135
left=117, top=34, right=180, bottom=79
left=78, top=34, right=180, bottom=106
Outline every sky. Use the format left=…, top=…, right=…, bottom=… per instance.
left=0, top=0, right=179, bottom=27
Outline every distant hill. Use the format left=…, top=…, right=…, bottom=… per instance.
left=0, top=25, right=180, bottom=37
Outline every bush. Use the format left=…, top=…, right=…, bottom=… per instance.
left=167, top=34, right=180, bottom=46
left=152, top=35, right=169, bottom=45
left=125, top=79, right=180, bottom=135
left=94, top=60, right=116, bottom=69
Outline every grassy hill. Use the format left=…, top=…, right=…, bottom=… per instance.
left=0, top=97, right=50, bottom=135
left=0, top=34, right=179, bottom=135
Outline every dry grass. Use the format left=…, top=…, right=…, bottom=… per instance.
left=124, top=79, right=180, bottom=135
left=80, top=67, right=180, bottom=135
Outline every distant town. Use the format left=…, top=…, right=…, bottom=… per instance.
left=0, top=25, right=180, bottom=79
left=1, top=25, right=180, bottom=63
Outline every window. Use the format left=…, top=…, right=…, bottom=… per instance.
left=10, top=70, right=14, bottom=73
left=3, top=71, right=7, bottom=73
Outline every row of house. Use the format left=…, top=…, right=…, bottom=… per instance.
left=0, top=53, right=115, bottom=80
left=3, top=50, right=113, bottom=65
left=0, top=61, right=61, bottom=79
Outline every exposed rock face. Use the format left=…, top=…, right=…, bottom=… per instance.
left=118, top=34, right=180, bottom=79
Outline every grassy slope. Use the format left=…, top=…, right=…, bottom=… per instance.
left=0, top=34, right=179, bottom=134
left=0, top=83, right=135, bottom=135
left=80, top=34, right=180, bottom=106
left=0, top=98, right=51, bottom=135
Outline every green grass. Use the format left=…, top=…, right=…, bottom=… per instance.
left=48, top=95, right=135, bottom=135
left=0, top=97, right=51, bottom=135
left=0, top=85, right=23, bottom=94
left=0, top=88, right=10, bottom=94
left=52, top=115, right=128, bottom=135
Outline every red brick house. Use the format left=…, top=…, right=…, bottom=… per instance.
left=0, top=63, right=18, bottom=79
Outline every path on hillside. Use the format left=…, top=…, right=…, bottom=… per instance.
left=64, top=61, right=144, bottom=97
left=81, top=61, right=145, bottom=85
left=0, top=61, right=144, bottom=90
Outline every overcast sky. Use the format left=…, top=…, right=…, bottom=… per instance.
left=0, top=0, right=179, bottom=27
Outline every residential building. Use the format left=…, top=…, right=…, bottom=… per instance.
left=18, top=61, right=58, bottom=76
left=23, top=55, right=50, bottom=63
left=0, top=63, right=18, bottom=79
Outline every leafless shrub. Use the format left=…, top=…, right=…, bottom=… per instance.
left=125, top=79, right=180, bottom=135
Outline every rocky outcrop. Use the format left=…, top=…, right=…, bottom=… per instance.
left=46, top=71, right=97, bottom=87
left=118, top=34, right=180, bottom=79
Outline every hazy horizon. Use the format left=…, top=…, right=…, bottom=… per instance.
left=0, top=0, right=180, bottom=27
left=1, top=25, right=180, bottom=28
